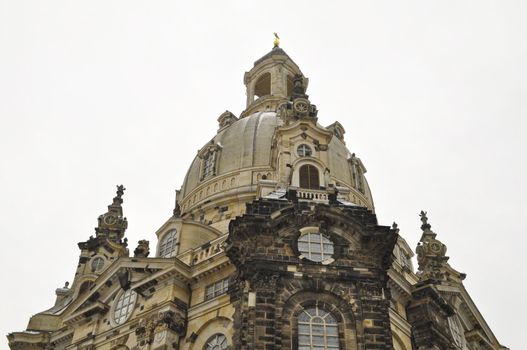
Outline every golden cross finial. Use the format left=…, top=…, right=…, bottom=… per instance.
left=273, top=32, right=280, bottom=48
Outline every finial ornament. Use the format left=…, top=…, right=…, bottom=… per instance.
left=116, top=184, right=126, bottom=199
left=273, top=32, right=280, bottom=48
left=416, top=210, right=450, bottom=281
left=94, top=185, right=128, bottom=243
left=419, top=210, right=431, bottom=231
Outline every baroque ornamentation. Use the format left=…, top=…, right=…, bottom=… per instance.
left=416, top=211, right=450, bottom=281
left=133, top=240, right=150, bottom=258
left=135, top=311, right=185, bottom=347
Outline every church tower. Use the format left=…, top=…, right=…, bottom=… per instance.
left=8, top=40, right=507, bottom=350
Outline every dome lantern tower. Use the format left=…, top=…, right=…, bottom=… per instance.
left=242, top=42, right=308, bottom=117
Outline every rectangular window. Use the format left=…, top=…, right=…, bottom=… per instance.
left=205, top=278, right=229, bottom=301
left=202, top=151, right=215, bottom=179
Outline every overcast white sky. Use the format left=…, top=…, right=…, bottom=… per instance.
left=0, top=1, right=525, bottom=348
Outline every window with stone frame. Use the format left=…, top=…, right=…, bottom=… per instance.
left=298, top=306, right=340, bottom=349
left=91, top=256, right=105, bottom=272
left=205, top=278, right=229, bottom=301
left=158, top=229, right=178, bottom=258
left=113, top=289, right=137, bottom=325
left=298, top=232, right=334, bottom=263
left=297, top=144, right=313, bottom=157
left=78, top=280, right=95, bottom=295
left=202, top=150, right=216, bottom=179
left=204, top=334, right=228, bottom=350
left=299, top=164, right=320, bottom=189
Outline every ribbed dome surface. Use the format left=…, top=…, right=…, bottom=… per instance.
left=181, top=112, right=279, bottom=198
left=180, top=110, right=373, bottom=212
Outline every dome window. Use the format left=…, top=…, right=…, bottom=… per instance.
left=298, top=232, right=334, bottom=263
left=201, top=150, right=216, bottom=180
left=299, top=164, right=320, bottom=189
left=297, top=144, right=312, bottom=157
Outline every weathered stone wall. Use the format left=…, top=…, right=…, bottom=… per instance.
left=226, top=198, right=398, bottom=349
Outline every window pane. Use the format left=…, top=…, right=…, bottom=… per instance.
left=326, top=326, right=338, bottom=336
left=323, top=244, right=334, bottom=254
left=298, top=324, right=310, bottom=334
left=298, top=242, right=309, bottom=251
left=312, top=325, right=325, bottom=334
left=311, top=253, right=322, bottom=261
left=312, top=336, right=325, bottom=345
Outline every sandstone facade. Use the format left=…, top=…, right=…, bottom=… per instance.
left=8, top=44, right=507, bottom=350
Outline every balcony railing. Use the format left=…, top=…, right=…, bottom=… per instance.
left=191, top=234, right=228, bottom=266
left=296, top=189, right=329, bottom=203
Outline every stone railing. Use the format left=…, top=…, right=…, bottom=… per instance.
left=296, top=189, right=329, bottom=203
left=191, top=235, right=228, bottom=266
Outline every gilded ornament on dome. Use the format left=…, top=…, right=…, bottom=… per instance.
left=273, top=32, right=280, bottom=47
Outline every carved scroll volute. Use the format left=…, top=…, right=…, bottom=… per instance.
left=135, top=311, right=186, bottom=348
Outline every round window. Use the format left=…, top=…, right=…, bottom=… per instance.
left=91, top=257, right=105, bottom=272
left=113, top=289, right=137, bottom=325
left=298, top=233, right=334, bottom=262
left=297, top=144, right=312, bottom=157
left=204, top=334, right=228, bottom=350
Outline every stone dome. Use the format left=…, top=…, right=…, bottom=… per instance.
left=180, top=111, right=279, bottom=200
left=176, top=47, right=374, bottom=230
left=178, top=111, right=374, bottom=219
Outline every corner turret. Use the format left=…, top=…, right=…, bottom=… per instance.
left=95, top=184, right=128, bottom=243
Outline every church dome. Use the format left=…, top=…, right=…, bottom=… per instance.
left=180, top=111, right=279, bottom=200
left=177, top=47, right=374, bottom=230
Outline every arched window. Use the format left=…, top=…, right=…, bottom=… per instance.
left=299, top=164, right=320, bottom=189
left=204, top=334, right=228, bottom=350
left=159, top=230, right=178, bottom=258
left=287, top=75, right=294, bottom=96
left=298, top=306, right=339, bottom=349
left=254, top=72, right=271, bottom=98
left=78, top=280, right=94, bottom=295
